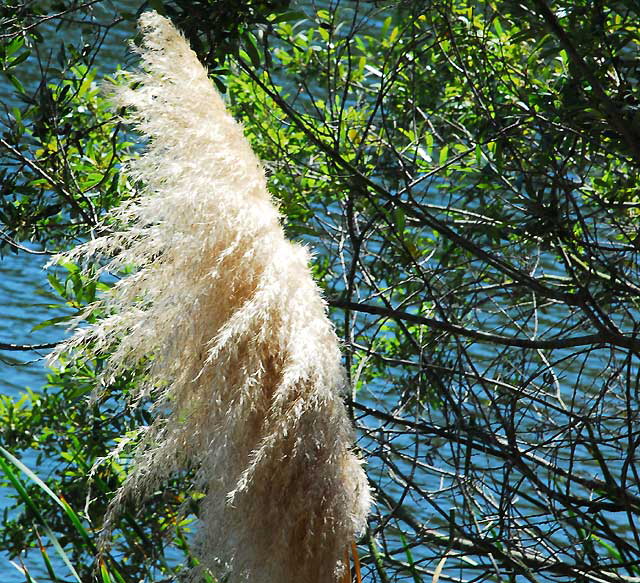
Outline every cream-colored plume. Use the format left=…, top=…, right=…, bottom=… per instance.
left=48, top=10, right=369, bottom=583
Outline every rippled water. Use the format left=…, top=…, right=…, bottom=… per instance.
left=0, top=253, right=61, bottom=395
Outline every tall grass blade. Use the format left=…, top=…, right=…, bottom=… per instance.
left=0, top=446, right=127, bottom=583
left=0, top=451, right=82, bottom=583
left=8, top=559, right=40, bottom=583
left=34, top=528, right=59, bottom=582
left=399, top=532, right=422, bottom=583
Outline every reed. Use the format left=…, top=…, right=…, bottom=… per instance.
left=48, top=11, right=370, bottom=583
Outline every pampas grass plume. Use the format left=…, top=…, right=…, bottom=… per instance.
left=49, top=11, right=370, bottom=583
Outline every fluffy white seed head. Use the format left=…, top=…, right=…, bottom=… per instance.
left=50, top=11, right=370, bottom=582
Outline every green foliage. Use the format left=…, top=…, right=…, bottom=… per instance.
left=144, top=0, right=297, bottom=91
left=1, top=39, right=131, bottom=251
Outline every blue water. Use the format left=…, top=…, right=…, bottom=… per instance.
left=0, top=253, right=61, bottom=395
left=0, top=251, right=62, bottom=581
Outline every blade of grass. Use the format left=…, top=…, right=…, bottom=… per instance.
left=8, top=559, right=40, bottom=583
left=0, top=446, right=127, bottom=583
left=99, top=559, right=112, bottom=583
left=432, top=551, right=449, bottom=583
left=57, top=494, right=96, bottom=551
left=1, top=446, right=73, bottom=515
left=367, top=530, right=390, bottom=583
left=399, top=532, right=422, bottom=583
left=34, top=528, right=60, bottom=582
left=0, top=453, right=82, bottom=583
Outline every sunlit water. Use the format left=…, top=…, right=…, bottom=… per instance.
left=0, top=253, right=60, bottom=394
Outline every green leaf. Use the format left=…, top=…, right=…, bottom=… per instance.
left=5, top=36, right=25, bottom=57
left=269, top=10, right=308, bottom=24
left=393, top=208, right=406, bottom=232
left=242, top=31, right=261, bottom=69
left=527, top=34, right=552, bottom=65
left=47, top=273, right=65, bottom=295
left=32, top=315, right=74, bottom=331
left=0, top=449, right=82, bottom=583
left=8, top=50, right=30, bottom=69
left=212, top=75, right=227, bottom=94
left=439, top=144, right=449, bottom=166
left=6, top=73, right=25, bottom=94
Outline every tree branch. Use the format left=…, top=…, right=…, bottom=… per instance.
left=330, top=298, right=639, bottom=350
left=0, top=341, right=59, bottom=351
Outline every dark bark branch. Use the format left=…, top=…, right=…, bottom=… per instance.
left=372, top=481, right=638, bottom=583
left=352, top=401, right=640, bottom=514
left=331, top=298, right=639, bottom=350
left=0, top=341, right=59, bottom=351
left=235, top=58, right=585, bottom=307
left=0, top=138, right=97, bottom=227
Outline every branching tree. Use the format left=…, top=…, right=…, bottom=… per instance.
left=1, top=1, right=640, bottom=582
